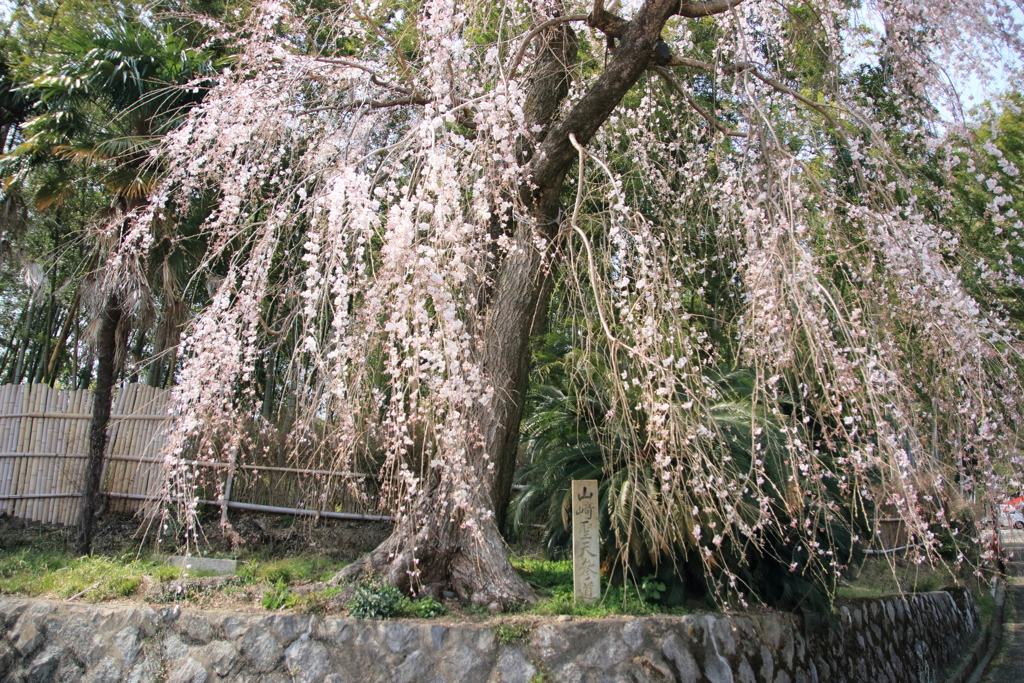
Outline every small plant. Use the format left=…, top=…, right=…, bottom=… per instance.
left=408, top=595, right=447, bottom=618
left=261, top=581, right=296, bottom=610
left=493, top=621, right=532, bottom=643
left=528, top=665, right=552, bottom=683
left=347, top=577, right=408, bottom=619
left=639, top=575, right=666, bottom=604
left=263, top=566, right=294, bottom=585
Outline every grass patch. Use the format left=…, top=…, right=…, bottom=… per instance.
left=0, top=550, right=147, bottom=601
left=845, top=557, right=964, bottom=596
left=511, top=556, right=573, bottom=594
left=262, top=581, right=298, bottom=610
left=238, top=556, right=346, bottom=585
left=511, top=555, right=683, bottom=616
left=975, top=588, right=996, bottom=624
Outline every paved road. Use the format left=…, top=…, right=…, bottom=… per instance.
left=982, top=530, right=1024, bottom=683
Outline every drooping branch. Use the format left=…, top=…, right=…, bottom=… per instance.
left=303, top=95, right=433, bottom=114
left=652, top=64, right=747, bottom=138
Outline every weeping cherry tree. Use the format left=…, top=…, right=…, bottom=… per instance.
left=120, top=0, right=1024, bottom=607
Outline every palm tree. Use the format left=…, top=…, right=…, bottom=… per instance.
left=8, top=16, right=220, bottom=553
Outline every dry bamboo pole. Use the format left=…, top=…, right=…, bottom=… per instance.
left=1, top=384, right=17, bottom=509
left=55, top=388, right=71, bottom=524
left=112, top=384, right=135, bottom=512
left=148, top=388, right=165, bottom=505
left=129, top=384, right=151, bottom=512
left=39, top=385, right=56, bottom=522
left=32, top=385, right=49, bottom=521
left=65, top=387, right=88, bottom=525
left=48, top=387, right=63, bottom=522
left=10, top=384, right=25, bottom=517
left=6, top=384, right=24, bottom=516
left=20, top=384, right=38, bottom=520
left=121, top=383, right=143, bottom=511
left=30, top=384, right=49, bottom=521
left=130, top=385, right=157, bottom=508
left=32, top=384, right=48, bottom=521
left=97, top=384, right=124, bottom=512
left=116, top=383, right=142, bottom=512
left=0, top=385, right=13, bottom=504
left=150, top=388, right=171, bottom=500
left=106, top=384, right=126, bottom=512
left=47, top=388, right=61, bottom=524
left=65, top=388, right=87, bottom=524
left=50, top=387, right=69, bottom=524
left=14, top=384, right=35, bottom=519
left=39, top=385, right=54, bottom=522
left=57, top=387, right=72, bottom=528
left=55, top=388, right=70, bottom=525
left=121, top=384, right=140, bottom=510
left=139, top=387, right=167, bottom=506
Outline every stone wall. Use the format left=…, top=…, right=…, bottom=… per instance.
left=0, top=589, right=977, bottom=683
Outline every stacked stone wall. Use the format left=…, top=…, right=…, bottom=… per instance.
left=0, top=589, right=977, bottom=682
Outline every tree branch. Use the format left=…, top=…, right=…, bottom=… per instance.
left=509, top=14, right=589, bottom=75
left=303, top=94, right=432, bottom=115
left=675, top=0, right=745, bottom=18
left=587, top=3, right=628, bottom=38
left=659, top=55, right=842, bottom=130
left=316, top=58, right=418, bottom=96
left=651, top=65, right=747, bottom=137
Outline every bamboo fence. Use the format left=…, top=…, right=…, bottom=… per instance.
left=0, top=383, right=384, bottom=526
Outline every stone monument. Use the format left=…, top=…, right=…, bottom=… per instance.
left=572, top=479, right=600, bottom=604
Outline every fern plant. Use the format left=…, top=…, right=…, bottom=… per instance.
left=511, top=351, right=869, bottom=611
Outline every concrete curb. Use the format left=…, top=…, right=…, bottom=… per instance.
left=945, top=580, right=1006, bottom=683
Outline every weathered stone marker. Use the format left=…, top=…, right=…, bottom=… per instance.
left=572, top=479, right=600, bottom=604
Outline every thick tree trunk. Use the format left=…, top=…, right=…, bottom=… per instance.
left=75, top=293, right=121, bottom=555
left=339, top=0, right=697, bottom=607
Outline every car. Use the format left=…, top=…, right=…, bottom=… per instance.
left=1001, top=510, right=1024, bottom=530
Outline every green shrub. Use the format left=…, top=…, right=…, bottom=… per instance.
left=639, top=576, right=666, bottom=603
left=347, top=577, right=408, bottom=619
left=407, top=595, right=447, bottom=618
left=153, top=565, right=183, bottom=582
left=346, top=577, right=449, bottom=619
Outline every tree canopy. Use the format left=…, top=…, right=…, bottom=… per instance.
left=7, top=0, right=1024, bottom=608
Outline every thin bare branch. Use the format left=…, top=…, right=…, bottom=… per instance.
left=303, top=94, right=432, bottom=115
left=652, top=65, right=747, bottom=137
